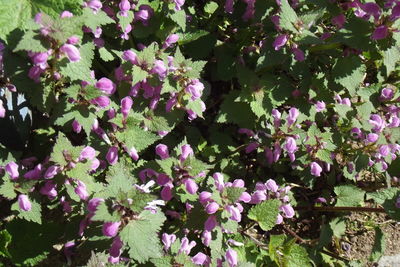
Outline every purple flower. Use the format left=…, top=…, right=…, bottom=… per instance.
left=204, top=215, right=217, bottom=231
left=205, top=202, right=219, bottom=214
left=179, top=237, right=196, bottom=255
left=225, top=0, right=234, bottom=13
left=276, top=214, right=283, bottom=224
left=126, top=146, right=139, bottom=161
left=250, top=190, right=267, bottom=204
left=239, top=192, right=251, bottom=203
left=369, top=114, right=385, bottom=132
left=87, top=197, right=104, bottom=213
left=180, top=144, right=193, bottom=161
left=245, top=142, right=259, bottom=153
left=75, top=181, right=89, bottom=200
left=86, top=0, right=103, bottom=12
left=0, top=100, right=5, bottom=118
left=96, top=77, right=116, bottom=95
left=119, top=0, right=131, bottom=16
left=106, top=146, right=119, bottom=165
left=287, top=107, right=299, bottom=125
left=192, top=252, right=208, bottom=265
left=155, top=144, right=169, bottom=159
left=79, top=146, right=96, bottom=161
left=152, top=60, right=167, bottom=79
left=40, top=181, right=57, bottom=198
left=5, top=162, right=19, bottom=180
left=265, top=179, right=279, bottom=192
left=225, top=249, right=238, bottom=267
left=174, top=0, right=185, bottom=11
left=60, top=11, right=73, bottom=18
left=292, top=47, right=305, bottom=61
left=202, top=230, right=211, bottom=246
left=162, top=233, right=176, bottom=251
left=163, top=34, right=179, bottom=49
left=273, top=34, right=288, bottom=51
left=310, top=162, right=322, bottom=177
left=121, top=96, right=133, bottom=118
left=366, top=133, right=379, bottom=143
left=72, top=120, right=82, bottom=133
left=184, top=179, right=198, bottom=194
left=284, top=137, right=297, bottom=154
left=122, top=50, right=138, bottom=64
left=281, top=204, right=295, bottom=218
left=60, top=44, right=81, bottom=62
left=91, top=96, right=111, bottom=108
left=372, top=25, right=388, bottom=40
left=391, top=4, right=400, bottom=21
left=331, top=14, right=346, bottom=28
left=380, top=87, right=394, bottom=101
left=315, top=101, right=326, bottom=112
left=102, top=221, right=121, bottom=237
left=226, top=205, right=241, bottom=222
left=44, top=165, right=59, bottom=179
left=18, top=194, right=32, bottom=211
left=199, top=191, right=212, bottom=203
left=361, top=2, right=381, bottom=21
left=109, top=236, right=123, bottom=258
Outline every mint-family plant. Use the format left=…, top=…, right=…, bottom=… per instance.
left=0, top=0, right=400, bottom=266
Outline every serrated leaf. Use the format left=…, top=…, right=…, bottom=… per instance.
left=334, top=185, right=365, bottom=207
left=50, top=132, right=82, bottom=166
left=90, top=201, right=121, bottom=222
left=119, top=210, right=166, bottom=263
left=178, top=30, right=209, bottom=45
left=332, top=56, right=365, bottom=96
left=115, top=126, right=160, bottom=152
left=11, top=199, right=42, bottom=224
left=81, top=8, right=115, bottom=31
left=383, top=45, right=400, bottom=76
left=98, top=47, right=115, bottom=62
left=14, top=30, right=47, bottom=53
left=0, top=229, right=11, bottom=258
left=283, top=242, right=311, bottom=267
left=222, top=187, right=246, bottom=203
left=170, top=10, right=186, bottom=31
left=60, top=42, right=95, bottom=82
left=132, top=65, right=148, bottom=85
left=279, top=0, right=299, bottom=33
left=0, top=178, right=16, bottom=199
left=248, top=199, right=280, bottom=231
left=315, top=149, right=333, bottom=164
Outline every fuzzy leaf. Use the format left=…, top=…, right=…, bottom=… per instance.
left=334, top=185, right=365, bottom=207
left=248, top=199, right=280, bottom=231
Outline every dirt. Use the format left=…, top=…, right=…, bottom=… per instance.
left=344, top=212, right=400, bottom=264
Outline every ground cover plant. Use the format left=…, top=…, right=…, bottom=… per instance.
left=0, top=0, right=399, bottom=266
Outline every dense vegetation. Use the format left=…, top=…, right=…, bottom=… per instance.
left=0, top=0, right=399, bottom=266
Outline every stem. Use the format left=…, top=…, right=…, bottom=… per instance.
left=295, top=206, right=386, bottom=213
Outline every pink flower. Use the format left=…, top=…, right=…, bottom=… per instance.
left=102, top=221, right=121, bottom=237
left=121, top=96, right=133, bottom=117
left=372, top=25, right=388, bottom=40
left=273, top=34, right=288, bottom=51
left=106, top=146, right=119, bottom=165
left=163, top=34, right=179, bottom=49
left=5, top=162, right=19, bottom=180
left=18, top=194, right=32, bottom=211
left=180, top=144, right=193, bottom=161
left=96, top=77, right=116, bottom=95
left=155, top=144, right=169, bottom=159
left=205, top=202, right=219, bottom=214
left=184, top=179, right=198, bottom=194
left=60, top=44, right=81, bottom=62
left=310, top=162, right=322, bottom=177
left=225, top=249, right=238, bottom=267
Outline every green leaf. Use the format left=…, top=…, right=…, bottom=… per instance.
left=11, top=199, right=42, bottom=224
left=0, top=0, right=31, bottom=41
left=0, top=229, right=11, bottom=258
left=90, top=201, right=120, bottom=222
left=81, top=8, right=115, bottom=31
left=115, top=126, right=160, bottom=152
left=282, top=242, right=311, bottom=267
left=332, top=56, right=366, bottom=96
left=315, top=149, right=333, bottom=164
left=54, top=105, right=98, bottom=135
left=119, top=210, right=166, bottom=263
left=279, top=0, right=299, bottom=33
left=334, top=185, right=365, bottom=207
left=14, top=30, right=47, bottom=53
left=50, top=132, right=82, bottom=166
left=248, top=199, right=280, bottom=231
left=0, top=178, right=16, bottom=199
left=98, top=47, right=115, bottom=62
left=103, top=161, right=136, bottom=197
left=178, top=30, right=209, bottom=45
left=370, top=228, right=385, bottom=262
left=131, top=65, right=148, bottom=85
left=60, top=42, right=95, bottom=82
left=382, top=45, right=400, bottom=76
left=204, top=1, right=218, bottom=14
left=329, top=218, right=346, bottom=238
left=186, top=99, right=204, bottom=118
left=170, top=10, right=186, bottom=31
left=222, top=187, right=246, bottom=203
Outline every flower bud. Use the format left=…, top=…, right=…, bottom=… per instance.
left=265, top=179, right=279, bottom=192
left=5, top=162, right=19, bottom=180
left=162, top=233, right=176, bottom=251
left=60, top=44, right=81, bottom=62
left=366, top=133, right=379, bottom=143
left=18, top=194, right=32, bottom=211
left=44, top=165, right=59, bottom=179
left=102, top=221, right=121, bottom=237
left=72, top=120, right=82, bottom=133
left=106, top=146, right=119, bottom=165
left=122, top=50, right=138, bottom=64
left=109, top=236, right=123, bottom=258
left=87, top=197, right=104, bottom=213
left=204, top=215, right=217, bottom=231
left=205, top=202, right=219, bottom=214
left=121, top=96, right=133, bottom=118
left=315, top=101, right=326, bottom=112
left=75, top=181, right=89, bottom=200
left=184, top=179, right=198, bottom=194
left=91, top=96, right=111, bottom=108
left=192, top=252, right=208, bottom=265
left=79, top=146, right=96, bottom=161
left=180, top=144, right=193, bottom=161
left=273, top=34, right=288, bottom=51
left=40, top=181, right=58, bottom=198
left=310, top=162, right=323, bottom=177
left=96, top=77, right=116, bottom=95
left=155, top=144, right=169, bottom=159
left=281, top=204, right=295, bottom=218
left=287, top=107, right=299, bottom=125
left=163, top=34, right=179, bottom=49
left=225, top=249, right=238, bottom=267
